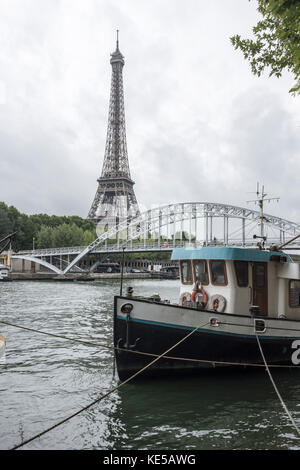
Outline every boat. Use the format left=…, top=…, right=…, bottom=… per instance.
left=0, top=232, right=16, bottom=282
left=0, top=263, right=12, bottom=282
left=113, top=241, right=300, bottom=381
left=151, top=265, right=179, bottom=279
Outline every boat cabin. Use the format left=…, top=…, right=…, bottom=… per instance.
left=171, top=247, right=300, bottom=319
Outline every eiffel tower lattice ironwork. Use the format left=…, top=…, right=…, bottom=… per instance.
left=88, top=32, right=139, bottom=224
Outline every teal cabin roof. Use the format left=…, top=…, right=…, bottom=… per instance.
left=171, top=246, right=289, bottom=263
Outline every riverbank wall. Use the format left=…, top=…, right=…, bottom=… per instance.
left=10, top=272, right=177, bottom=281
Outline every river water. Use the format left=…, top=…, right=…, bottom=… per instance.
left=0, top=279, right=300, bottom=450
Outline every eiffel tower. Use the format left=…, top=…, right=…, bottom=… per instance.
left=88, top=32, right=139, bottom=225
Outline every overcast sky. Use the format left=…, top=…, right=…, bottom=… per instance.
left=0, top=0, right=299, bottom=225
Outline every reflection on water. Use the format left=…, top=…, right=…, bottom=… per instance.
left=0, top=279, right=300, bottom=450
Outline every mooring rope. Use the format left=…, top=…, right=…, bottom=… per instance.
left=0, top=319, right=110, bottom=349
left=2, top=317, right=300, bottom=447
left=2, top=318, right=300, bottom=369
left=255, top=333, right=300, bottom=438
left=10, top=320, right=209, bottom=450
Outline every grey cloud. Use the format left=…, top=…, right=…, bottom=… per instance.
left=0, top=0, right=299, bottom=228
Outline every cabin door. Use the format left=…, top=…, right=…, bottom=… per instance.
left=252, top=262, right=268, bottom=316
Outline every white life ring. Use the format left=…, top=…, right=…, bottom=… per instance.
left=207, top=294, right=226, bottom=312
left=180, top=292, right=191, bottom=306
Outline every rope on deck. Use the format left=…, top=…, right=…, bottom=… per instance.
left=255, top=332, right=300, bottom=438
left=9, top=320, right=209, bottom=450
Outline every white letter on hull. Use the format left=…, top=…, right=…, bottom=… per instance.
left=291, top=340, right=300, bottom=365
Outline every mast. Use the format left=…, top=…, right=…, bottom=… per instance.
left=247, top=183, right=279, bottom=247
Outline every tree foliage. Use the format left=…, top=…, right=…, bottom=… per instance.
left=231, top=0, right=300, bottom=94
left=0, top=202, right=96, bottom=250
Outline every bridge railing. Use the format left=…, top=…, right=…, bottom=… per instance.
left=16, top=246, right=87, bottom=256
left=15, top=242, right=184, bottom=257
left=14, top=237, right=300, bottom=259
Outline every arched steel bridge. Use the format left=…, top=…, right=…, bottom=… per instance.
left=12, top=201, right=300, bottom=275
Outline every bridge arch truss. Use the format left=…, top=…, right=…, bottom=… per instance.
left=66, top=201, right=300, bottom=273
left=12, top=202, right=300, bottom=275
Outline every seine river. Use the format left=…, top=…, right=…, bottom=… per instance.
left=1, top=279, right=300, bottom=450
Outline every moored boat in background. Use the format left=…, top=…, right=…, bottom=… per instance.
left=0, top=263, right=12, bottom=282
left=0, top=232, right=16, bottom=282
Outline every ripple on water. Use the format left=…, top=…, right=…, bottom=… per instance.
left=1, top=279, right=300, bottom=450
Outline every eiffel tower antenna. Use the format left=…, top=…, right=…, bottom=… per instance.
left=88, top=33, right=139, bottom=224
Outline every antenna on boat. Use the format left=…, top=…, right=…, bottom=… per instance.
left=120, top=247, right=125, bottom=296
left=247, top=183, right=279, bottom=248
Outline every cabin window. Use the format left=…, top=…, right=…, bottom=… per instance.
left=234, top=261, right=248, bottom=287
left=193, top=260, right=208, bottom=285
left=180, top=260, right=193, bottom=284
left=210, top=260, right=227, bottom=286
left=289, top=280, right=300, bottom=308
